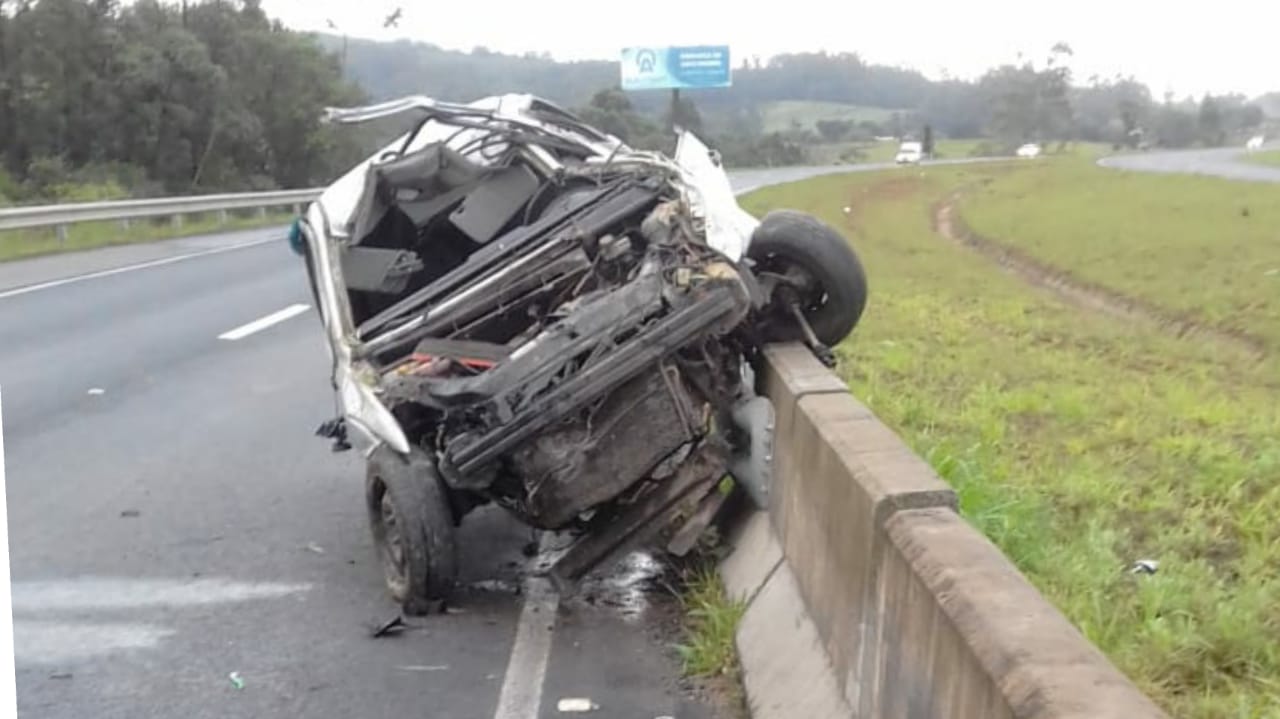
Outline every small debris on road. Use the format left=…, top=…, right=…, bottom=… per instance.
left=467, top=579, right=518, bottom=594
left=49, top=672, right=73, bottom=680
left=557, top=697, right=599, bottom=712
left=228, top=672, right=245, bottom=690
left=304, top=542, right=325, bottom=554
left=120, top=509, right=141, bottom=518
left=396, top=665, right=448, bottom=672
left=370, top=615, right=409, bottom=638
left=1129, top=559, right=1159, bottom=575
left=87, top=388, right=105, bottom=396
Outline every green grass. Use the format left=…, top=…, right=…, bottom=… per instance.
left=741, top=161, right=1280, bottom=719
left=958, top=157, right=1280, bottom=350
left=0, top=209, right=296, bottom=263
left=1242, top=149, right=1280, bottom=168
left=758, top=100, right=904, bottom=134
left=674, top=564, right=748, bottom=679
left=809, top=139, right=1112, bottom=166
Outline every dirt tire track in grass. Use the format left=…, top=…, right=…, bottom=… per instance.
left=931, top=192, right=1268, bottom=361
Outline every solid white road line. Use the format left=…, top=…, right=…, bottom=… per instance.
left=492, top=533, right=561, bottom=719
left=217, top=304, right=310, bottom=341
left=0, top=388, right=16, bottom=715
left=0, top=236, right=279, bottom=301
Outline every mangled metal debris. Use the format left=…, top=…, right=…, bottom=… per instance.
left=294, top=92, right=868, bottom=613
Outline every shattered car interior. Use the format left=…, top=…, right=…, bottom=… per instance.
left=294, top=93, right=867, bottom=613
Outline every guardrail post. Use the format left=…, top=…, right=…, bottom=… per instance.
left=120, top=218, right=131, bottom=232
left=292, top=203, right=301, bottom=215
left=217, top=209, right=228, bottom=225
left=257, top=206, right=267, bottom=220
left=55, top=224, right=68, bottom=246
left=171, top=214, right=184, bottom=230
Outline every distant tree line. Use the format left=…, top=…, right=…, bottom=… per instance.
left=330, top=36, right=1274, bottom=156
left=0, top=0, right=367, bottom=204
left=2, top=2, right=1274, bottom=203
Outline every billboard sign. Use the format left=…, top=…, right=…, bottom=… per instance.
left=620, top=45, right=732, bottom=90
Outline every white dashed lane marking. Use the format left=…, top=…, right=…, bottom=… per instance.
left=217, top=303, right=310, bottom=341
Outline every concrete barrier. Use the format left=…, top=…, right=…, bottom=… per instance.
left=721, top=342, right=1167, bottom=718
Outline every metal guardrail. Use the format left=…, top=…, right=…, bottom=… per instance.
left=0, top=188, right=323, bottom=239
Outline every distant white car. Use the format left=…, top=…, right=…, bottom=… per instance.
left=1016, top=143, right=1042, bottom=158
left=895, top=141, right=924, bottom=164
left=1246, top=135, right=1265, bottom=151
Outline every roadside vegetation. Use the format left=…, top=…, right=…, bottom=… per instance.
left=740, top=158, right=1280, bottom=718
left=674, top=565, right=747, bottom=679
left=672, top=561, right=748, bottom=717
left=755, top=100, right=904, bottom=134
left=0, top=210, right=294, bottom=263
left=960, top=157, right=1280, bottom=348
left=1242, top=149, right=1280, bottom=168
left=0, top=0, right=372, bottom=206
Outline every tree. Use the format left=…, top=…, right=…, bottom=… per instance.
left=575, top=86, right=667, bottom=148
left=0, top=0, right=366, bottom=197
left=889, top=111, right=905, bottom=139
left=1239, top=104, right=1265, bottom=131
left=666, top=93, right=703, bottom=134
left=1199, top=96, right=1225, bottom=146
left=815, top=119, right=854, bottom=143
left=979, top=44, right=1075, bottom=148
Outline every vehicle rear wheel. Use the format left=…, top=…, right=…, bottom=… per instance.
left=366, top=446, right=458, bottom=614
left=747, top=209, right=868, bottom=347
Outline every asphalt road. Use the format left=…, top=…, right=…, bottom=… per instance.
left=0, top=167, right=853, bottom=719
left=1099, top=143, right=1280, bottom=183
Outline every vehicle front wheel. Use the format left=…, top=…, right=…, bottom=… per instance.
left=748, top=209, right=868, bottom=348
left=366, top=446, right=458, bottom=614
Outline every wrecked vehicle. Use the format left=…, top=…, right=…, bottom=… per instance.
left=293, top=93, right=867, bottom=613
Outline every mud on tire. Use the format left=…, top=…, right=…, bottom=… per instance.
left=366, top=446, right=458, bottom=614
left=747, top=209, right=868, bottom=347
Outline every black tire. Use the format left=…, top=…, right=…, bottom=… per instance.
left=366, top=446, right=458, bottom=614
left=747, top=209, right=868, bottom=346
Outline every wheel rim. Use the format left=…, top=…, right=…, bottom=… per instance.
left=757, top=253, right=830, bottom=320
left=374, top=481, right=410, bottom=597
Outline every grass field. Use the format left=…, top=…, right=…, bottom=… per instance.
left=1242, top=149, right=1280, bottom=168
left=758, top=100, right=904, bottom=134
left=741, top=159, right=1280, bottom=718
left=960, top=158, right=1280, bottom=349
left=0, top=210, right=296, bottom=263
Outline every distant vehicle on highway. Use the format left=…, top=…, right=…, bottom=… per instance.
left=895, top=141, right=924, bottom=164
left=1246, top=135, right=1265, bottom=151
left=1016, top=143, right=1042, bottom=159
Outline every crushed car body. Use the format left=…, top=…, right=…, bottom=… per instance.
left=293, top=92, right=868, bottom=613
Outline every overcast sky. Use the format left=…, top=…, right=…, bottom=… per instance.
left=260, top=0, right=1278, bottom=99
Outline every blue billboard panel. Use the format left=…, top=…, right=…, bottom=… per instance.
left=620, top=45, right=732, bottom=90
